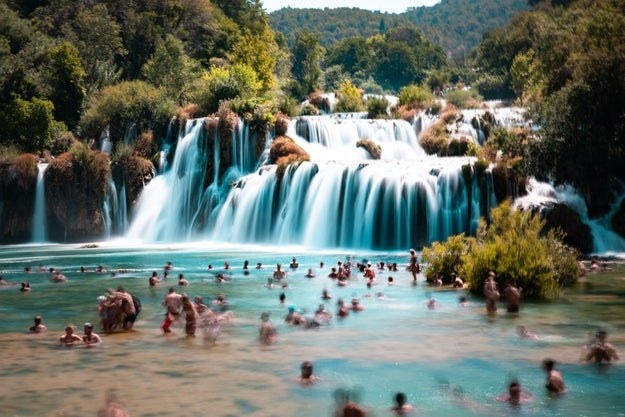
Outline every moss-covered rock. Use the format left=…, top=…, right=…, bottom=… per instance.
left=356, top=139, right=382, bottom=160
left=268, top=135, right=310, bottom=180
left=0, top=153, right=38, bottom=242
left=45, top=145, right=110, bottom=241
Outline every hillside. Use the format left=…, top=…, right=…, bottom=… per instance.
left=269, top=0, right=529, bottom=62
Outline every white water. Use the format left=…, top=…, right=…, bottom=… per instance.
left=31, top=163, right=48, bottom=243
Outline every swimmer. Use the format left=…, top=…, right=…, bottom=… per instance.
left=181, top=295, right=199, bottom=336
left=290, top=257, right=299, bottom=269
left=164, top=261, right=173, bottom=272
left=305, top=268, right=315, bottom=278
left=59, top=325, right=83, bottom=346
left=243, top=260, right=249, bottom=270
left=29, top=315, right=47, bottom=333
left=542, top=358, right=566, bottom=394
left=427, top=297, right=438, bottom=310
left=82, top=322, right=102, bottom=347
left=584, top=330, right=619, bottom=363
left=178, top=273, right=189, bottom=286
left=350, top=298, right=365, bottom=311
left=273, top=263, right=286, bottom=280
left=299, top=361, right=318, bottom=385
left=483, top=271, right=500, bottom=314
left=387, top=276, right=394, bottom=286
left=458, top=295, right=470, bottom=307
left=390, top=392, right=414, bottom=414
left=321, top=289, right=332, bottom=300
left=149, top=271, right=161, bottom=286
left=259, top=312, right=277, bottom=345
left=517, top=325, right=538, bottom=340
left=279, top=292, right=286, bottom=304
left=20, top=282, right=31, bottom=292
left=497, top=381, right=532, bottom=405
left=503, top=281, right=522, bottom=313
left=337, top=299, right=350, bottom=317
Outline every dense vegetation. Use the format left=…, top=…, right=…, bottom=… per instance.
left=269, top=0, right=529, bottom=63
left=422, top=202, right=581, bottom=299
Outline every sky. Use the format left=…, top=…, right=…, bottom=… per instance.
left=261, top=0, right=441, bottom=14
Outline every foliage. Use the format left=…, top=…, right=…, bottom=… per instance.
left=60, top=3, right=126, bottom=96
left=142, top=34, right=201, bottom=105
left=44, top=42, right=86, bottom=130
left=459, top=201, right=580, bottom=300
left=422, top=234, right=474, bottom=284
left=366, top=96, right=389, bottom=119
left=398, top=84, right=433, bottom=109
left=0, top=96, right=67, bottom=152
left=444, top=88, right=483, bottom=109
left=80, top=80, right=174, bottom=144
left=192, top=64, right=263, bottom=114
left=270, top=0, right=529, bottom=63
left=419, top=120, right=449, bottom=155
left=334, top=80, right=365, bottom=113
left=290, top=32, right=324, bottom=97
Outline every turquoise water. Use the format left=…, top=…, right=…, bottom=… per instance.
left=0, top=242, right=624, bottom=417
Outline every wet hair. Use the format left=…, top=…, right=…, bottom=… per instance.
left=301, top=361, right=313, bottom=377
left=394, top=392, right=407, bottom=406
left=34, top=315, right=42, bottom=324
left=542, top=358, right=555, bottom=370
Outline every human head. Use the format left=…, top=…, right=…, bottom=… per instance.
left=542, top=358, right=555, bottom=372
left=301, top=361, right=313, bottom=378
left=394, top=392, right=407, bottom=406
left=84, top=322, right=93, bottom=333
left=33, top=315, right=42, bottom=324
left=508, top=381, right=521, bottom=402
left=596, top=329, right=608, bottom=342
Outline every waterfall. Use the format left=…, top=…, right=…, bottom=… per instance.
left=127, top=114, right=497, bottom=250
left=515, top=179, right=625, bottom=253
left=31, top=163, right=48, bottom=243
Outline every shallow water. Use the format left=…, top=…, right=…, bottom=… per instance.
left=0, top=243, right=624, bottom=417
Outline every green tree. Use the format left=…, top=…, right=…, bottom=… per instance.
left=291, top=32, right=324, bottom=97
left=142, top=34, right=201, bottom=105
left=334, top=80, right=364, bottom=112
left=61, top=3, right=127, bottom=96
left=80, top=80, right=174, bottom=145
left=44, top=42, right=86, bottom=130
left=0, top=96, right=66, bottom=152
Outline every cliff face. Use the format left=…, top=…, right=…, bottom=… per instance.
left=45, top=147, right=110, bottom=241
left=0, top=154, right=38, bottom=242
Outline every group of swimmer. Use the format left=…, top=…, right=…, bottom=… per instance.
left=16, top=251, right=621, bottom=416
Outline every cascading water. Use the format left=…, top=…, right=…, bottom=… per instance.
left=515, top=179, right=625, bottom=253
left=126, top=113, right=498, bottom=250
left=31, top=163, right=48, bottom=243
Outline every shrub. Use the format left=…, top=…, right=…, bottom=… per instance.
left=268, top=136, right=310, bottom=180
left=334, top=80, right=365, bottom=113
left=458, top=201, right=580, bottom=300
left=398, top=84, right=433, bottom=109
left=366, top=96, right=389, bottom=119
left=419, top=120, right=448, bottom=155
left=445, top=88, right=483, bottom=109
left=422, top=234, right=474, bottom=284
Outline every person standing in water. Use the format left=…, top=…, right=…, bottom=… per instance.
left=408, top=249, right=419, bottom=283
left=542, top=358, right=566, bottom=394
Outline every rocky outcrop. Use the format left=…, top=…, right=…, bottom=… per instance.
left=0, top=154, right=38, bottom=243
left=540, top=202, right=593, bottom=254
left=45, top=147, right=110, bottom=241
left=268, top=135, right=310, bottom=180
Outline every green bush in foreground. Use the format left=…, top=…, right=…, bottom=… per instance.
left=422, top=200, right=581, bottom=300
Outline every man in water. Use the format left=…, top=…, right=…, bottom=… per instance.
left=483, top=271, right=500, bottom=313
left=390, top=392, right=414, bottom=414
left=497, top=381, right=532, bottom=405
left=503, top=281, right=522, bottom=313
left=59, top=325, right=83, bottom=346
left=29, top=315, right=46, bottom=333
left=299, top=361, right=318, bottom=385
left=584, top=330, right=619, bottom=363
left=83, top=322, right=102, bottom=347
left=259, top=312, right=277, bottom=344
left=542, top=358, right=566, bottom=394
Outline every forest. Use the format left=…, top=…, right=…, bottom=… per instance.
left=0, top=0, right=624, bottom=246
